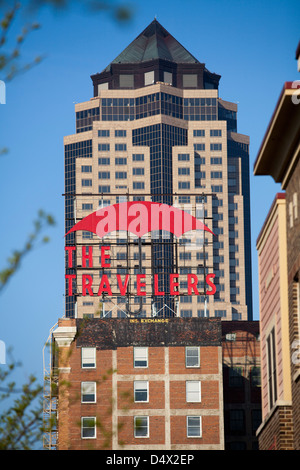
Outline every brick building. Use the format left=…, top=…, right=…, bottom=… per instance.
left=52, top=317, right=224, bottom=450
left=254, top=42, right=300, bottom=449
left=255, top=194, right=293, bottom=449
left=222, top=321, right=261, bottom=450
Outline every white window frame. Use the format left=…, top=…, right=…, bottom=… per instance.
left=134, top=416, right=149, bottom=438
left=187, top=416, right=202, bottom=438
left=186, top=381, right=201, bottom=403
left=81, top=382, right=96, bottom=403
left=81, top=347, right=96, bottom=369
left=185, top=346, right=200, bottom=368
left=134, top=380, right=149, bottom=403
left=81, top=417, right=97, bottom=439
left=133, top=347, right=148, bottom=368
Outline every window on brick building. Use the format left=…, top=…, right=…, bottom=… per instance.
left=185, top=346, right=200, bottom=367
left=81, top=417, right=96, bottom=439
left=229, top=409, right=245, bottom=433
left=250, top=366, right=261, bottom=387
left=134, top=381, right=149, bottom=402
left=134, top=347, right=148, bottom=368
left=251, top=409, right=262, bottom=433
left=81, top=347, right=96, bottom=368
left=81, top=382, right=96, bottom=403
left=134, top=416, right=149, bottom=438
left=186, top=381, right=201, bottom=402
left=229, top=366, right=243, bottom=387
left=266, top=327, right=277, bottom=409
left=229, top=441, right=246, bottom=450
left=187, top=416, right=202, bottom=437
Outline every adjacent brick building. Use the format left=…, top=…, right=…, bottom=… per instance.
left=52, top=317, right=224, bottom=450
left=254, top=42, right=300, bottom=449
left=255, top=194, right=293, bottom=449
left=222, top=321, right=261, bottom=450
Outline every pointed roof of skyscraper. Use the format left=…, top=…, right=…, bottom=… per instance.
left=103, top=19, right=200, bottom=72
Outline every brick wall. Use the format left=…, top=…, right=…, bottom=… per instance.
left=222, top=321, right=261, bottom=450
left=57, top=344, right=114, bottom=450
left=257, top=405, right=294, bottom=450
left=286, top=158, right=300, bottom=450
left=54, top=317, right=224, bottom=450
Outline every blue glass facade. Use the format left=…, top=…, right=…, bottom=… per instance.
left=227, top=138, right=253, bottom=320
left=133, top=123, right=188, bottom=315
left=99, top=93, right=217, bottom=124
left=64, top=140, right=92, bottom=317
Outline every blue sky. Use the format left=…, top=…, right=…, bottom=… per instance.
left=0, top=0, right=299, bottom=387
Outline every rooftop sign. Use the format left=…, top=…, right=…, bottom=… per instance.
left=65, top=201, right=214, bottom=239
left=65, top=201, right=216, bottom=301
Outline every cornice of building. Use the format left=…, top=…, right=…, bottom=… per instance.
left=253, top=82, right=300, bottom=187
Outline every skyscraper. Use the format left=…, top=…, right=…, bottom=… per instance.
left=64, top=19, right=252, bottom=321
